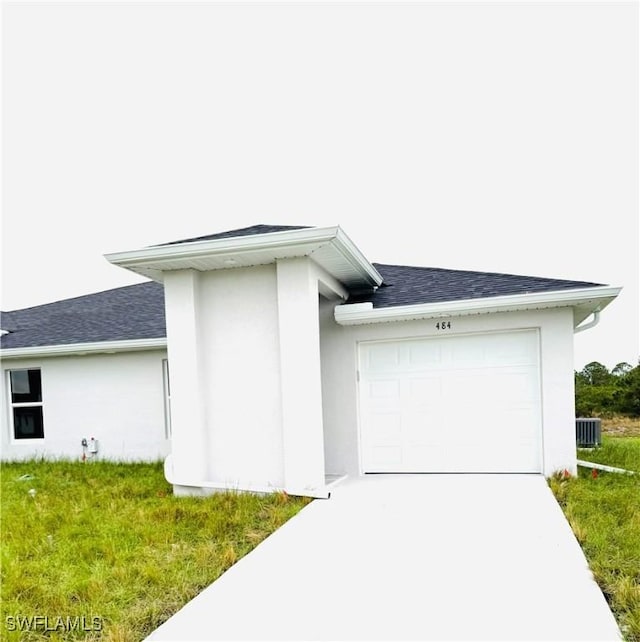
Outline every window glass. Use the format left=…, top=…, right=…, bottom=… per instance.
left=10, top=370, right=42, bottom=403
left=9, top=369, right=44, bottom=439
left=13, top=407, right=45, bottom=439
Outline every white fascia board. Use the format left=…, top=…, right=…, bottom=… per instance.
left=0, top=337, right=167, bottom=359
left=106, top=226, right=341, bottom=264
left=105, top=225, right=382, bottom=288
left=331, top=228, right=383, bottom=286
left=334, top=286, right=622, bottom=326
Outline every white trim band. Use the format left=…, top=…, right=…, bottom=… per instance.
left=1, top=337, right=167, bottom=359
left=106, top=226, right=383, bottom=289
left=335, top=286, right=622, bottom=326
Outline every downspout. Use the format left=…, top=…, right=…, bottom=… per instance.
left=574, top=310, right=600, bottom=334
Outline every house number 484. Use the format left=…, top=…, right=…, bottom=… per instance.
left=435, top=321, right=451, bottom=330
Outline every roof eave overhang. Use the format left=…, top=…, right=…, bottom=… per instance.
left=0, top=337, right=167, bottom=360
left=105, top=226, right=383, bottom=290
left=334, top=286, right=622, bottom=326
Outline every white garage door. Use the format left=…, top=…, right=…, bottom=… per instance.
left=359, top=330, right=542, bottom=473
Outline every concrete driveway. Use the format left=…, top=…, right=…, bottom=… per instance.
left=147, top=475, right=621, bottom=641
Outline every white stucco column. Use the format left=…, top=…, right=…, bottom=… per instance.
left=276, top=258, right=326, bottom=494
left=541, top=309, right=578, bottom=476
left=163, top=269, right=209, bottom=486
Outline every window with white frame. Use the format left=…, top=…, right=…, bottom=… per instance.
left=9, top=369, right=44, bottom=439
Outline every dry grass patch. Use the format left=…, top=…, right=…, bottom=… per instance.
left=602, top=415, right=640, bottom=438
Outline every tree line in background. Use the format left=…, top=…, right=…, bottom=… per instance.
left=575, top=360, right=640, bottom=417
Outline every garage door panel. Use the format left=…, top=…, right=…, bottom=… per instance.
left=368, top=413, right=402, bottom=443
left=404, top=411, right=443, bottom=443
left=442, top=373, right=490, bottom=405
left=408, top=342, right=442, bottom=368
left=493, top=371, right=539, bottom=400
left=360, top=331, right=542, bottom=473
left=403, top=445, right=450, bottom=471
left=450, top=337, right=487, bottom=367
left=488, top=331, right=538, bottom=360
left=366, top=343, right=401, bottom=370
left=441, top=369, right=538, bottom=405
left=368, top=380, right=401, bottom=401
left=498, top=407, right=541, bottom=433
left=371, top=445, right=402, bottom=465
left=440, top=413, right=483, bottom=444
left=407, top=377, right=442, bottom=404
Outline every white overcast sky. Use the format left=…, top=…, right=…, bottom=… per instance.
left=2, top=1, right=639, bottom=370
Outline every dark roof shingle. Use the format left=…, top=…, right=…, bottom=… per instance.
left=349, top=264, right=603, bottom=308
left=1, top=226, right=606, bottom=350
left=157, top=225, right=311, bottom=246
left=1, top=282, right=165, bottom=349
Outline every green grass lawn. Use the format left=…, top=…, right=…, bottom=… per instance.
left=0, top=460, right=311, bottom=641
left=4, top=442, right=639, bottom=641
left=550, top=435, right=640, bottom=641
left=578, top=436, right=640, bottom=472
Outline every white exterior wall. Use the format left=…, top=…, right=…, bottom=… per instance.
left=199, top=265, right=285, bottom=488
left=164, top=266, right=284, bottom=490
left=539, top=311, right=578, bottom=475
left=163, top=270, right=209, bottom=483
left=163, top=260, right=338, bottom=496
left=1, top=350, right=169, bottom=461
left=320, top=303, right=576, bottom=478
left=276, top=258, right=326, bottom=494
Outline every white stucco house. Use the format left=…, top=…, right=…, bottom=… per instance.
left=1, top=225, right=620, bottom=497
left=1, top=281, right=170, bottom=463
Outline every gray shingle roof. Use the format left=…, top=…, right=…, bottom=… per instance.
left=1, top=229, right=606, bottom=350
left=156, top=225, right=311, bottom=246
left=0, top=282, right=165, bottom=349
left=351, top=264, right=603, bottom=308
